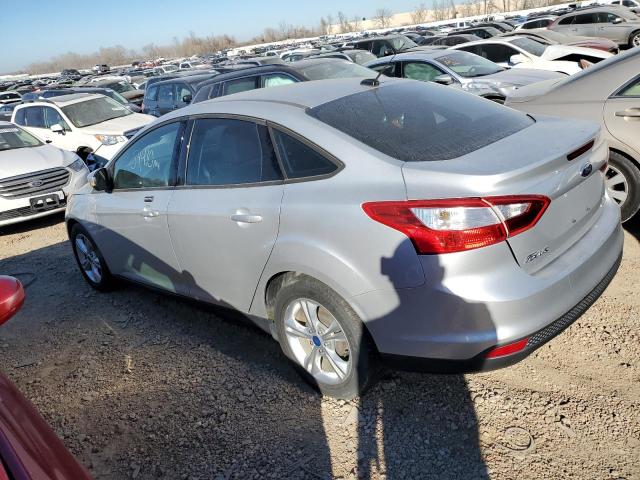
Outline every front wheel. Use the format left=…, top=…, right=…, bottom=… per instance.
left=274, top=275, right=378, bottom=399
left=628, top=31, right=640, bottom=48
left=70, top=224, right=115, bottom=291
left=606, top=151, right=640, bottom=223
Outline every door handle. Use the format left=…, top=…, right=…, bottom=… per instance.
left=144, top=195, right=154, bottom=202
left=230, top=214, right=263, bottom=224
left=615, top=109, right=640, bottom=118
left=45, top=139, right=52, bottom=144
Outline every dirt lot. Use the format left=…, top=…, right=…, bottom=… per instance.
left=0, top=213, right=638, bottom=480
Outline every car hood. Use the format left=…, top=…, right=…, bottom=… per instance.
left=478, top=67, right=564, bottom=86
left=504, top=78, right=564, bottom=104
left=80, top=113, right=154, bottom=135
left=541, top=44, right=611, bottom=61
left=0, top=145, right=78, bottom=178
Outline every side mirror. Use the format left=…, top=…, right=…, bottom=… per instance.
left=509, top=54, right=526, bottom=66
left=434, top=74, right=454, bottom=85
left=182, top=94, right=192, bottom=104
left=88, top=167, right=113, bottom=193
left=51, top=123, right=64, bottom=134
left=0, top=276, right=25, bottom=326
left=612, top=17, right=623, bottom=24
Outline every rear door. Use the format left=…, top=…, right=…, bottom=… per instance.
left=167, top=117, right=284, bottom=311
left=222, top=76, right=259, bottom=96
left=570, top=13, right=596, bottom=36
left=552, top=14, right=577, bottom=35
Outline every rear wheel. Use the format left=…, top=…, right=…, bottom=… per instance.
left=628, top=31, right=640, bottom=48
left=70, top=224, right=114, bottom=291
left=274, top=275, right=378, bottom=399
left=606, top=151, right=640, bottom=223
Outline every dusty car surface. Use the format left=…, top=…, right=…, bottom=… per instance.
left=66, top=78, right=622, bottom=398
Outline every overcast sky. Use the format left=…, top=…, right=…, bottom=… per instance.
left=2, top=0, right=423, bottom=72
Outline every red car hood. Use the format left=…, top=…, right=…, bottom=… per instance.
left=568, top=38, right=618, bottom=52
left=0, top=373, right=91, bottom=479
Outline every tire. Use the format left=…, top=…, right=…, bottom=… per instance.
left=628, top=31, right=640, bottom=49
left=606, top=151, right=640, bottom=223
left=273, top=275, right=378, bottom=399
left=70, top=224, right=115, bottom=291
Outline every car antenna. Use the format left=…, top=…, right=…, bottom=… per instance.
left=361, top=51, right=398, bottom=87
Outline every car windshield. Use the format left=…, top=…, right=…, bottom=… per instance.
left=348, top=50, right=378, bottom=65
left=390, top=36, right=418, bottom=51
left=510, top=38, right=547, bottom=56
left=435, top=51, right=503, bottom=77
left=0, top=125, right=42, bottom=151
left=62, top=96, right=132, bottom=128
left=296, top=61, right=376, bottom=80
left=102, top=90, right=130, bottom=105
left=307, top=81, right=533, bottom=162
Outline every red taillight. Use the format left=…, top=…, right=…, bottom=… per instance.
left=362, top=195, right=550, bottom=254
left=484, top=338, right=529, bottom=359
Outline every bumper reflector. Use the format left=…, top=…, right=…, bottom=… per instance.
left=484, top=338, right=529, bottom=359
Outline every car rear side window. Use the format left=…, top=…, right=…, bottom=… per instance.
left=307, top=81, right=533, bottom=162
left=272, top=130, right=338, bottom=178
left=186, top=118, right=282, bottom=186
left=223, top=77, right=258, bottom=96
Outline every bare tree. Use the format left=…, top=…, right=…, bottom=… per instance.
left=373, top=8, right=393, bottom=28
left=431, top=0, right=448, bottom=21
left=319, top=17, right=329, bottom=35
left=336, top=11, right=350, bottom=33
left=326, top=14, right=335, bottom=35
left=351, top=16, right=362, bottom=32
left=411, top=3, right=429, bottom=24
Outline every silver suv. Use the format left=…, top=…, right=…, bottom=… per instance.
left=549, top=6, right=640, bottom=47
left=66, top=78, right=622, bottom=398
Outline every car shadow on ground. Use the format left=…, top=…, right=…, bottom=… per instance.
left=623, top=215, right=640, bottom=243
left=0, top=223, right=490, bottom=479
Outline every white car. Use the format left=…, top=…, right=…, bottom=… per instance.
left=178, top=61, right=209, bottom=70
left=514, top=16, right=559, bottom=30
left=11, top=94, right=155, bottom=164
left=451, top=36, right=612, bottom=74
left=0, top=122, right=88, bottom=227
left=153, top=65, right=178, bottom=75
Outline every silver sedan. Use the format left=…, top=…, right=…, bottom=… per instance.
left=366, top=49, right=564, bottom=102
left=66, top=77, right=622, bottom=398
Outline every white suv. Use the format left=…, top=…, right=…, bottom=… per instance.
left=12, top=94, right=155, bottom=165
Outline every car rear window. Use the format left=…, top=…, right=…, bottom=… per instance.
left=307, top=81, right=534, bottom=162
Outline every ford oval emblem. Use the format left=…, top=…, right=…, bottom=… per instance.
left=29, top=180, right=44, bottom=187
left=580, top=163, right=593, bottom=178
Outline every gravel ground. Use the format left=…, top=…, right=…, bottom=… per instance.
left=0, top=213, right=638, bottom=480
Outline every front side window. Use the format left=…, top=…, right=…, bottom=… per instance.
left=574, top=13, right=595, bottom=24
left=62, top=97, right=132, bottom=128
left=0, top=125, right=42, bottom=151
left=558, top=16, right=574, bottom=25
left=157, top=84, right=174, bottom=103
left=272, top=130, right=337, bottom=179
left=403, top=62, right=445, bottom=82
left=478, top=44, right=516, bottom=63
left=146, top=86, right=158, bottom=101
left=262, top=74, right=297, bottom=88
left=307, top=81, right=533, bottom=162
left=113, top=122, right=181, bottom=189
left=224, top=77, right=258, bottom=95
left=186, top=118, right=282, bottom=186
left=176, top=84, right=191, bottom=102
left=596, top=12, right=621, bottom=23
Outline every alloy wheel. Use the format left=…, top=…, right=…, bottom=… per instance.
left=605, top=164, right=629, bottom=207
left=75, top=234, right=103, bottom=283
left=283, top=298, right=351, bottom=385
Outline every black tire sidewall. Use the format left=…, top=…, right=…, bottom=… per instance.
left=274, top=276, right=376, bottom=399
left=629, top=32, right=640, bottom=48
left=70, top=224, right=113, bottom=291
left=608, top=151, right=640, bottom=223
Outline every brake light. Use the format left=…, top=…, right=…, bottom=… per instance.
left=362, top=195, right=550, bottom=254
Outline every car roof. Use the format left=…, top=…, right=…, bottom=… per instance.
left=351, top=34, right=406, bottom=42
left=24, top=93, right=104, bottom=106
left=152, top=73, right=216, bottom=88
left=368, top=50, right=468, bottom=63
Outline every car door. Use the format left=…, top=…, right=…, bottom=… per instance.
left=156, top=83, right=175, bottom=115
left=552, top=15, right=577, bottom=35
left=42, top=107, right=77, bottom=152
left=604, top=75, right=640, bottom=159
left=594, top=11, right=627, bottom=43
left=570, top=13, right=596, bottom=36
left=93, top=120, right=187, bottom=293
left=167, top=117, right=284, bottom=311
left=174, top=83, right=192, bottom=109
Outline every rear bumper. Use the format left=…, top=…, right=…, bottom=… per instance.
left=354, top=195, right=623, bottom=363
left=381, top=250, right=622, bottom=373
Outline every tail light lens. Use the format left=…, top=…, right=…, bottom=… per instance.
left=362, top=195, right=550, bottom=254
